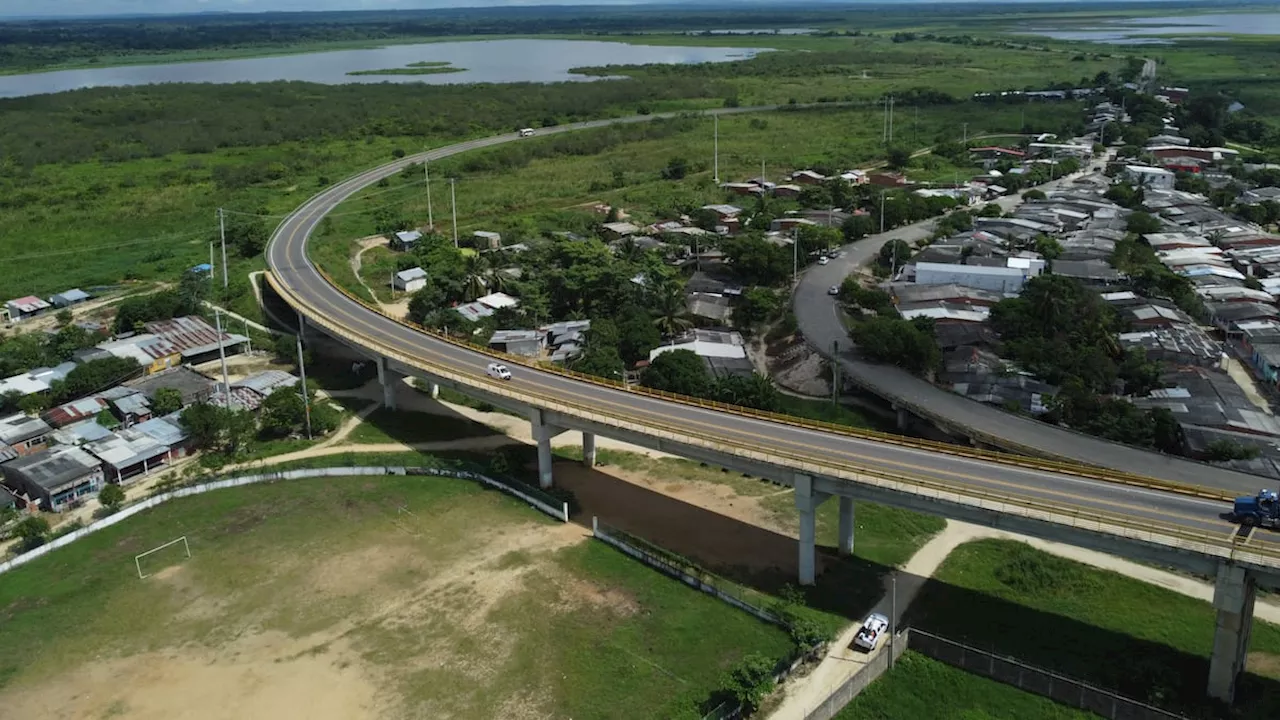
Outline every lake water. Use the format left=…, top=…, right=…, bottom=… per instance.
left=0, top=39, right=767, bottom=99
left=1026, top=12, right=1280, bottom=44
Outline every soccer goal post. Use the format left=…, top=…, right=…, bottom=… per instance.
left=135, top=536, right=191, bottom=579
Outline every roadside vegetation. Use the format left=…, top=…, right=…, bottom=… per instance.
left=835, top=651, right=1097, bottom=719
left=906, top=539, right=1280, bottom=717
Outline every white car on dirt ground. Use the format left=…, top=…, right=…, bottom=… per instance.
left=486, top=362, right=512, bottom=380
left=853, top=613, right=889, bottom=652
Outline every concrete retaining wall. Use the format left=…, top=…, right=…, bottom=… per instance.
left=0, top=464, right=567, bottom=577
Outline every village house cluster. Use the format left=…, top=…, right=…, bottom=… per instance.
left=0, top=312, right=299, bottom=513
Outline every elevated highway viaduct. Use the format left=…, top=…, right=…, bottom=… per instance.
left=267, top=112, right=1280, bottom=703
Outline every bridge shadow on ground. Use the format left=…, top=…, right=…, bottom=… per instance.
left=498, top=454, right=1280, bottom=720
left=549, top=457, right=890, bottom=628
left=903, top=557, right=1280, bottom=719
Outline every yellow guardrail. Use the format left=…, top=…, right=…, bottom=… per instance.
left=265, top=270, right=1280, bottom=568
left=300, top=267, right=1234, bottom=504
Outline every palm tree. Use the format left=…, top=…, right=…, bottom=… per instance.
left=616, top=236, right=644, bottom=265
left=462, top=254, right=489, bottom=302
left=652, top=277, right=693, bottom=338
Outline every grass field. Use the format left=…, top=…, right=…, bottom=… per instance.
left=834, top=650, right=1097, bottom=720
left=906, top=539, right=1280, bottom=716
left=0, top=474, right=794, bottom=719
left=320, top=101, right=1076, bottom=303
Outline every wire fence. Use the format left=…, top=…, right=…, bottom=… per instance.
left=591, top=517, right=782, bottom=626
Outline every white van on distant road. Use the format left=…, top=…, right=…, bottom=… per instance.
left=519, top=128, right=535, bottom=137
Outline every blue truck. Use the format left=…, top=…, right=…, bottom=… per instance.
left=1230, top=489, right=1280, bottom=529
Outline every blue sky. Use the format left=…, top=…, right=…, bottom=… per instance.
left=4, top=0, right=661, bottom=19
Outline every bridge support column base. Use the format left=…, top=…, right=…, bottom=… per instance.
left=376, top=357, right=399, bottom=411
left=838, top=496, right=855, bottom=556
left=429, top=382, right=440, bottom=400
left=582, top=432, right=596, bottom=468
left=894, top=405, right=910, bottom=432
left=530, top=409, right=566, bottom=489
left=795, top=474, right=831, bottom=586
left=1208, top=564, right=1256, bottom=703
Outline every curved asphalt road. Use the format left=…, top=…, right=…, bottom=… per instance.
left=793, top=161, right=1267, bottom=488
left=266, top=109, right=1274, bottom=551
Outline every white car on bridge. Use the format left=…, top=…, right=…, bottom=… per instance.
left=486, top=362, right=512, bottom=380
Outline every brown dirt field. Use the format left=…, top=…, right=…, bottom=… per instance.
left=0, top=514, right=588, bottom=720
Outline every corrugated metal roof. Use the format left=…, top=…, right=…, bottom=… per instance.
left=134, top=415, right=188, bottom=447
left=84, top=429, right=168, bottom=469
left=144, top=315, right=245, bottom=358
left=5, top=446, right=99, bottom=492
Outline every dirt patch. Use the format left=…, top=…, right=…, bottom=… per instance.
left=558, top=576, right=641, bottom=618
left=0, top=631, right=384, bottom=720
left=1248, top=651, right=1280, bottom=680
left=769, top=340, right=831, bottom=398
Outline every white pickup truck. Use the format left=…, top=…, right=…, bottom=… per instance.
left=853, top=613, right=889, bottom=652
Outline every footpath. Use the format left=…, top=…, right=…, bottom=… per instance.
left=766, top=518, right=1280, bottom=719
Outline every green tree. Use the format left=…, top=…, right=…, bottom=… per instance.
left=641, top=349, right=711, bottom=397
left=98, top=483, right=125, bottom=512
left=55, top=308, right=73, bottom=326
left=733, top=288, right=781, bottom=330
left=660, top=156, right=690, bottom=180
left=1126, top=211, right=1162, bottom=236
left=152, top=387, right=184, bottom=416
left=651, top=276, right=693, bottom=338
left=1205, top=439, right=1259, bottom=462
left=877, top=239, right=912, bottom=271
left=260, top=385, right=307, bottom=436
left=723, top=235, right=791, bottom=286
left=180, top=402, right=226, bottom=450
left=714, top=373, right=779, bottom=411
left=886, top=146, right=912, bottom=170
left=852, top=316, right=939, bottom=376
left=14, top=515, right=51, bottom=552
left=722, top=653, right=776, bottom=715
left=309, top=401, right=341, bottom=435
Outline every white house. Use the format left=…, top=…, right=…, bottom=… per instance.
left=393, top=267, right=428, bottom=293
left=915, top=261, right=1039, bottom=294
left=1124, top=165, right=1176, bottom=190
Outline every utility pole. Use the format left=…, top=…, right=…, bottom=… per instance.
left=425, top=158, right=434, bottom=231
left=889, top=95, right=894, bottom=144
left=882, top=96, right=888, bottom=143
left=296, top=334, right=313, bottom=441
left=760, top=157, right=766, bottom=185
left=831, top=340, right=841, bottom=406
left=890, top=572, right=898, bottom=668
left=208, top=243, right=215, bottom=281
left=963, top=122, right=969, bottom=145
left=449, top=177, right=459, bottom=249
left=244, top=319, right=253, bottom=356
left=214, top=309, right=231, bottom=410
left=713, top=115, right=720, bottom=184
left=880, top=190, right=887, bottom=235
left=218, top=208, right=228, bottom=289
left=792, top=227, right=798, bottom=283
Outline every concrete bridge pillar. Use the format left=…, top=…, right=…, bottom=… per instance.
left=1208, top=563, right=1257, bottom=703
left=838, top=496, right=855, bottom=556
left=429, top=382, right=440, bottom=399
left=894, top=405, right=910, bottom=432
left=376, top=357, right=398, bottom=411
left=530, top=409, right=566, bottom=489
left=794, top=474, right=831, bottom=586
left=582, top=432, right=597, bottom=468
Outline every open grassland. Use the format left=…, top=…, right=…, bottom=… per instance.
left=906, top=539, right=1280, bottom=717
left=1, top=29, right=1121, bottom=303
left=0, top=474, right=793, bottom=720
left=834, top=651, right=1097, bottom=720
left=319, top=101, right=1076, bottom=303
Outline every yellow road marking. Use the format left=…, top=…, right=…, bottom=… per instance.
left=276, top=166, right=1256, bottom=546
